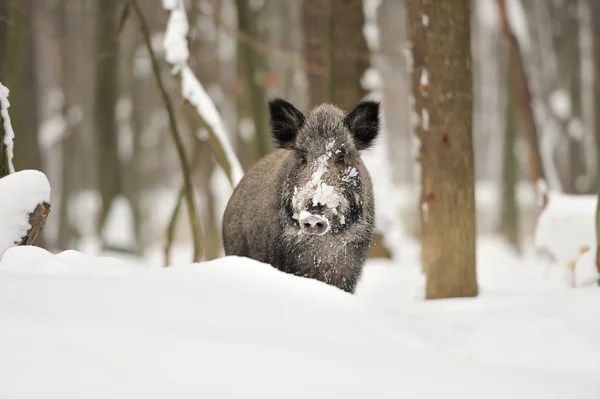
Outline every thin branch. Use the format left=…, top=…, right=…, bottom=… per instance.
left=496, top=0, right=548, bottom=209
left=131, top=0, right=204, bottom=263
left=164, top=137, right=205, bottom=267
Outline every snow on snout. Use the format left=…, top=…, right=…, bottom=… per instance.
left=292, top=141, right=346, bottom=221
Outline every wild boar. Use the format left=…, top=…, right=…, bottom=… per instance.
left=222, top=98, right=380, bottom=293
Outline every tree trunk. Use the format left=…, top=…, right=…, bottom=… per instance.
left=95, top=0, right=123, bottom=233
left=329, top=0, right=369, bottom=112
left=56, top=0, right=81, bottom=251
left=590, top=0, right=600, bottom=191
left=0, top=0, right=8, bottom=80
left=9, top=0, right=43, bottom=174
left=302, top=0, right=330, bottom=108
left=236, top=0, right=271, bottom=160
left=501, top=60, right=520, bottom=253
left=302, top=0, right=369, bottom=111
left=407, top=0, right=478, bottom=299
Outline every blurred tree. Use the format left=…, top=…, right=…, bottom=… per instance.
left=0, top=0, right=7, bottom=80
left=236, top=0, right=271, bottom=161
left=407, top=0, right=478, bottom=299
left=302, top=0, right=369, bottom=111
left=302, top=0, right=330, bottom=107
left=549, top=0, right=585, bottom=194
left=2, top=0, right=46, bottom=248
left=501, top=58, right=521, bottom=253
left=95, top=0, right=124, bottom=235
left=591, top=0, right=600, bottom=189
left=5, top=0, right=43, bottom=174
left=56, top=0, right=80, bottom=250
left=0, top=0, right=8, bottom=177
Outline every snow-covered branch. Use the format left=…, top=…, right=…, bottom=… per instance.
left=162, top=0, right=243, bottom=187
left=0, top=81, right=15, bottom=176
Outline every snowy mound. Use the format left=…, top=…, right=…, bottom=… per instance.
left=1, top=247, right=599, bottom=398
left=534, top=191, right=599, bottom=286
left=0, top=170, right=51, bottom=257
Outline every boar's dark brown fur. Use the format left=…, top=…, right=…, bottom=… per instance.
left=222, top=98, right=380, bottom=293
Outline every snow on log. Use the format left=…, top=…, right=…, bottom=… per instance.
left=0, top=170, right=51, bottom=257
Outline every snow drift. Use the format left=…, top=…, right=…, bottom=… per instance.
left=0, top=246, right=599, bottom=399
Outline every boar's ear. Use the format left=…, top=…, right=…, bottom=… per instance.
left=344, top=100, right=380, bottom=150
left=268, top=98, right=306, bottom=149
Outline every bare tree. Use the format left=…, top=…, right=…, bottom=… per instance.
left=407, top=0, right=478, bottom=299
left=591, top=0, right=600, bottom=183
left=5, top=0, right=43, bottom=174
left=302, top=0, right=369, bottom=111
left=236, top=0, right=271, bottom=160
left=95, top=0, right=123, bottom=233
left=501, top=59, right=520, bottom=253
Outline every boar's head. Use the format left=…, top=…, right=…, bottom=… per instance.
left=268, top=98, right=380, bottom=237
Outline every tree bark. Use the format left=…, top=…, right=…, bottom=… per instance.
left=407, top=0, right=478, bottom=299
left=95, top=0, right=123, bottom=232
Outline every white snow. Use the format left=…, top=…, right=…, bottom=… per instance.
left=421, top=108, right=429, bottom=131
left=421, top=201, right=429, bottom=222
left=361, top=0, right=381, bottom=51
left=0, top=239, right=599, bottom=398
left=420, top=68, right=429, bottom=86
left=162, top=0, right=243, bottom=187
left=101, top=195, right=136, bottom=250
left=506, top=0, right=530, bottom=50
left=549, top=89, right=572, bottom=121
left=534, top=190, right=599, bottom=287
left=238, top=117, right=255, bottom=141
left=360, top=67, right=382, bottom=91
left=0, top=170, right=51, bottom=258
left=0, top=81, right=15, bottom=174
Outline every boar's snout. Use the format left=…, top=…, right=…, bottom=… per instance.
left=298, top=211, right=330, bottom=235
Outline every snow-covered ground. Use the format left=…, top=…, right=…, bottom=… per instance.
left=1, top=236, right=599, bottom=398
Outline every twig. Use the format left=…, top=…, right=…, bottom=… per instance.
left=131, top=0, right=204, bottom=263
left=164, top=138, right=204, bottom=267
